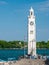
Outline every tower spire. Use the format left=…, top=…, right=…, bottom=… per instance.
left=29, top=7, right=34, bottom=16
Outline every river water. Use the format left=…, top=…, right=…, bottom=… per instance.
left=0, top=49, right=49, bottom=61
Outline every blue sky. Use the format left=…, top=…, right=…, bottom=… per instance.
left=0, top=0, right=49, bottom=41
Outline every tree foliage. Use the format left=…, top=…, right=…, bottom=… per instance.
left=36, top=41, right=48, bottom=49
left=0, top=40, right=27, bottom=49
left=0, top=40, right=49, bottom=49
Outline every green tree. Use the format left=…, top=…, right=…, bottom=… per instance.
left=47, top=41, right=49, bottom=48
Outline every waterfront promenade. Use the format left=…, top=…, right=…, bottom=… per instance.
left=0, top=58, right=48, bottom=65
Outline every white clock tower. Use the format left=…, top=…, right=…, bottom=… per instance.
left=28, top=7, right=36, bottom=56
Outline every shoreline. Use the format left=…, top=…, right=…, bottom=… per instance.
left=0, top=48, right=48, bottom=50
left=0, top=48, right=25, bottom=50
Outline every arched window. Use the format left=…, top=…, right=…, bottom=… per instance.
left=31, top=12, right=32, bottom=15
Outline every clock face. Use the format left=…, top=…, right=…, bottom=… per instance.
left=30, top=21, right=34, bottom=25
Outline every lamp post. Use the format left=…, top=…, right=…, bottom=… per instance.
left=24, top=41, right=25, bottom=58
left=24, top=36, right=26, bottom=58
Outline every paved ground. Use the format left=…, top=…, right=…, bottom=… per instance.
left=0, top=58, right=48, bottom=65
left=14, top=59, right=45, bottom=65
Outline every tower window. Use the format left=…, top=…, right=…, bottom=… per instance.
left=31, top=12, right=32, bottom=15
left=30, top=31, right=33, bottom=34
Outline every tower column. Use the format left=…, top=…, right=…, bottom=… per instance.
left=28, top=7, right=36, bottom=56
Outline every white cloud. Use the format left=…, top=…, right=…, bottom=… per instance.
left=0, top=1, right=8, bottom=5
left=37, top=0, right=49, bottom=11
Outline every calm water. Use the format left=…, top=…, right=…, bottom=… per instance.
left=0, top=49, right=49, bottom=61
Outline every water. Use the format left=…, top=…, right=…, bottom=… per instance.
left=37, top=49, right=49, bottom=55
left=0, top=49, right=49, bottom=61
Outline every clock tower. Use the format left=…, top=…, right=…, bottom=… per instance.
left=28, top=7, right=36, bottom=56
